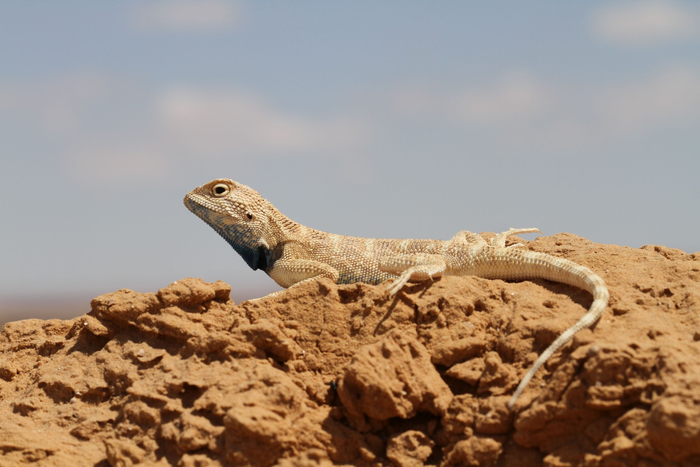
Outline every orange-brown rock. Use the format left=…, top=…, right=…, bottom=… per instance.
left=1, top=234, right=699, bottom=466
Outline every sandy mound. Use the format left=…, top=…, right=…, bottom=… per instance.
left=1, top=234, right=699, bottom=467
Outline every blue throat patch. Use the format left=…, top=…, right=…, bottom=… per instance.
left=225, top=235, right=272, bottom=272
left=189, top=202, right=273, bottom=272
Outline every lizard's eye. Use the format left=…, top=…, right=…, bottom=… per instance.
left=212, top=183, right=229, bottom=197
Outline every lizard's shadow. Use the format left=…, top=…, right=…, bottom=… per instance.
left=510, top=278, right=602, bottom=337
left=372, top=279, right=437, bottom=336
left=530, top=278, right=595, bottom=309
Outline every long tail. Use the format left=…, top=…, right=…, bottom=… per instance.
left=469, top=248, right=609, bottom=408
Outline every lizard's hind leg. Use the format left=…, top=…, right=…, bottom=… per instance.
left=450, top=230, right=488, bottom=247
left=491, top=228, right=542, bottom=249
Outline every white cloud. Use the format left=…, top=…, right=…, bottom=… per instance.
left=0, top=72, right=367, bottom=185
left=596, top=65, right=700, bottom=133
left=453, top=72, right=552, bottom=124
left=156, top=88, right=365, bottom=155
left=390, top=72, right=554, bottom=126
left=592, top=1, right=700, bottom=46
left=0, top=72, right=118, bottom=135
left=385, top=64, right=700, bottom=151
left=5, top=64, right=699, bottom=186
left=130, top=0, right=239, bottom=33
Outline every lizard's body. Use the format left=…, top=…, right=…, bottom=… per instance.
left=185, top=178, right=609, bottom=408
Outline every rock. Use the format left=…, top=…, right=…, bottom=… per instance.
left=1, top=235, right=699, bottom=466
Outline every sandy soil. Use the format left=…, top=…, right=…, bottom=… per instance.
left=1, top=233, right=699, bottom=467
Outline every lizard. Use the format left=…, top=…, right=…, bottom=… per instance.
left=184, top=178, right=609, bottom=409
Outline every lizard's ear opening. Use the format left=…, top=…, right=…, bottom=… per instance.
left=212, top=183, right=230, bottom=197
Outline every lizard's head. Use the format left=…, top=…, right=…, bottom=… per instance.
left=184, top=178, right=273, bottom=271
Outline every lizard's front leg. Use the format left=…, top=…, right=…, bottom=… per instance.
left=268, top=259, right=340, bottom=289
left=378, top=254, right=446, bottom=297
left=245, top=259, right=340, bottom=302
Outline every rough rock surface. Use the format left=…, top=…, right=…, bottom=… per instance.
left=1, top=233, right=699, bottom=467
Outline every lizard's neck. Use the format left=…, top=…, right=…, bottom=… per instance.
left=263, top=203, right=315, bottom=248
left=227, top=201, right=327, bottom=272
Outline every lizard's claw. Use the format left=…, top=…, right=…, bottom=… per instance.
left=387, top=277, right=409, bottom=297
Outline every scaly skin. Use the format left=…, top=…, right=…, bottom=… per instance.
left=184, top=178, right=609, bottom=408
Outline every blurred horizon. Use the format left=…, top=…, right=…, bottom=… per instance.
left=2, top=1, right=699, bottom=326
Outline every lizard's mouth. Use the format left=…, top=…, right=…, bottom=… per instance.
left=184, top=192, right=220, bottom=214
left=183, top=194, right=195, bottom=212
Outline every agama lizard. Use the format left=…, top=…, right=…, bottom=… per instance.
left=184, top=178, right=609, bottom=409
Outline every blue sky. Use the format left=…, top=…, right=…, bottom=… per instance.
left=1, top=1, right=699, bottom=320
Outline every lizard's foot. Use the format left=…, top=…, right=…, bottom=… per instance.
left=379, top=254, right=446, bottom=297
left=243, top=289, right=286, bottom=303
left=243, top=275, right=333, bottom=303
left=491, top=228, right=542, bottom=248
left=386, top=274, right=440, bottom=297
left=386, top=268, right=443, bottom=297
left=386, top=276, right=410, bottom=297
